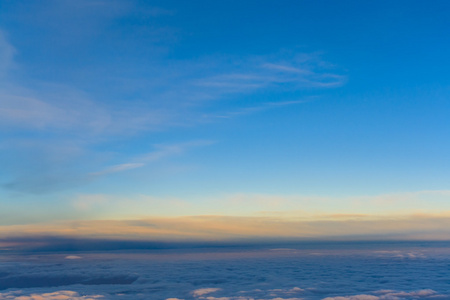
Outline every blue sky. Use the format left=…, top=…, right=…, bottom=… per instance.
left=1, top=1, right=450, bottom=238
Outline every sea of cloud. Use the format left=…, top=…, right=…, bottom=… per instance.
left=1, top=242, right=450, bottom=300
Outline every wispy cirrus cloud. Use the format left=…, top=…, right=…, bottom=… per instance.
left=191, top=53, right=346, bottom=98
left=89, top=163, right=146, bottom=177
left=0, top=57, right=343, bottom=135
left=197, top=62, right=345, bottom=90
left=2, top=140, right=213, bottom=194
left=200, top=99, right=313, bottom=121
left=90, top=140, right=214, bottom=177
left=0, top=2, right=346, bottom=196
left=0, top=36, right=344, bottom=135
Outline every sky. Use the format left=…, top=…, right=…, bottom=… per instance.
left=1, top=0, right=450, bottom=241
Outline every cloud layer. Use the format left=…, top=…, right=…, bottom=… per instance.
left=1, top=243, right=449, bottom=299
left=3, top=212, right=450, bottom=247
left=1, top=288, right=444, bottom=300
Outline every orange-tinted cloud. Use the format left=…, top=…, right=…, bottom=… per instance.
left=2, top=213, right=450, bottom=242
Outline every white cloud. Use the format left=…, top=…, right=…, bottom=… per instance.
left=188, top=287, right=446, bottom=300
left=89, top=140, right=215, bottom=178
left=193, top=53, right=346, bottom=97
left=201, top=99, right=310, bottom=120
left=377, top=289, right=439, bottom=298
left=0, top=291, right=103, bottom=300
left=192, top=288, right=223, bottom=297
left=65, top=255, right=82, bottom=260
left=188, top=288, right=445, bottom=300
left=322, top=296, right=379, bottom=300
left=1, top=137, right=215, bottom=194
left=89, top=163, right=146, bottom=177
left=322, top=289, right=443, bottom=300
left=132, top=140, right=215, bottom=166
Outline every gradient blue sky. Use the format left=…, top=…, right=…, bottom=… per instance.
left=1, top=1, right=450, bottom=237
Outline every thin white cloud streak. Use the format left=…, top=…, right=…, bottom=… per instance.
left=194, top=56, right=346, bottom=96
left=90, top=163, right=146, bottom=177
left=139, top=140, right=215, bottom=163
left=90, top=140, right=215, bottom=177
left=1, top=139, right=213, bottom=194
left=263, top=62, right=311, bottom=73
left=201, top=99, right=311, bottom=120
